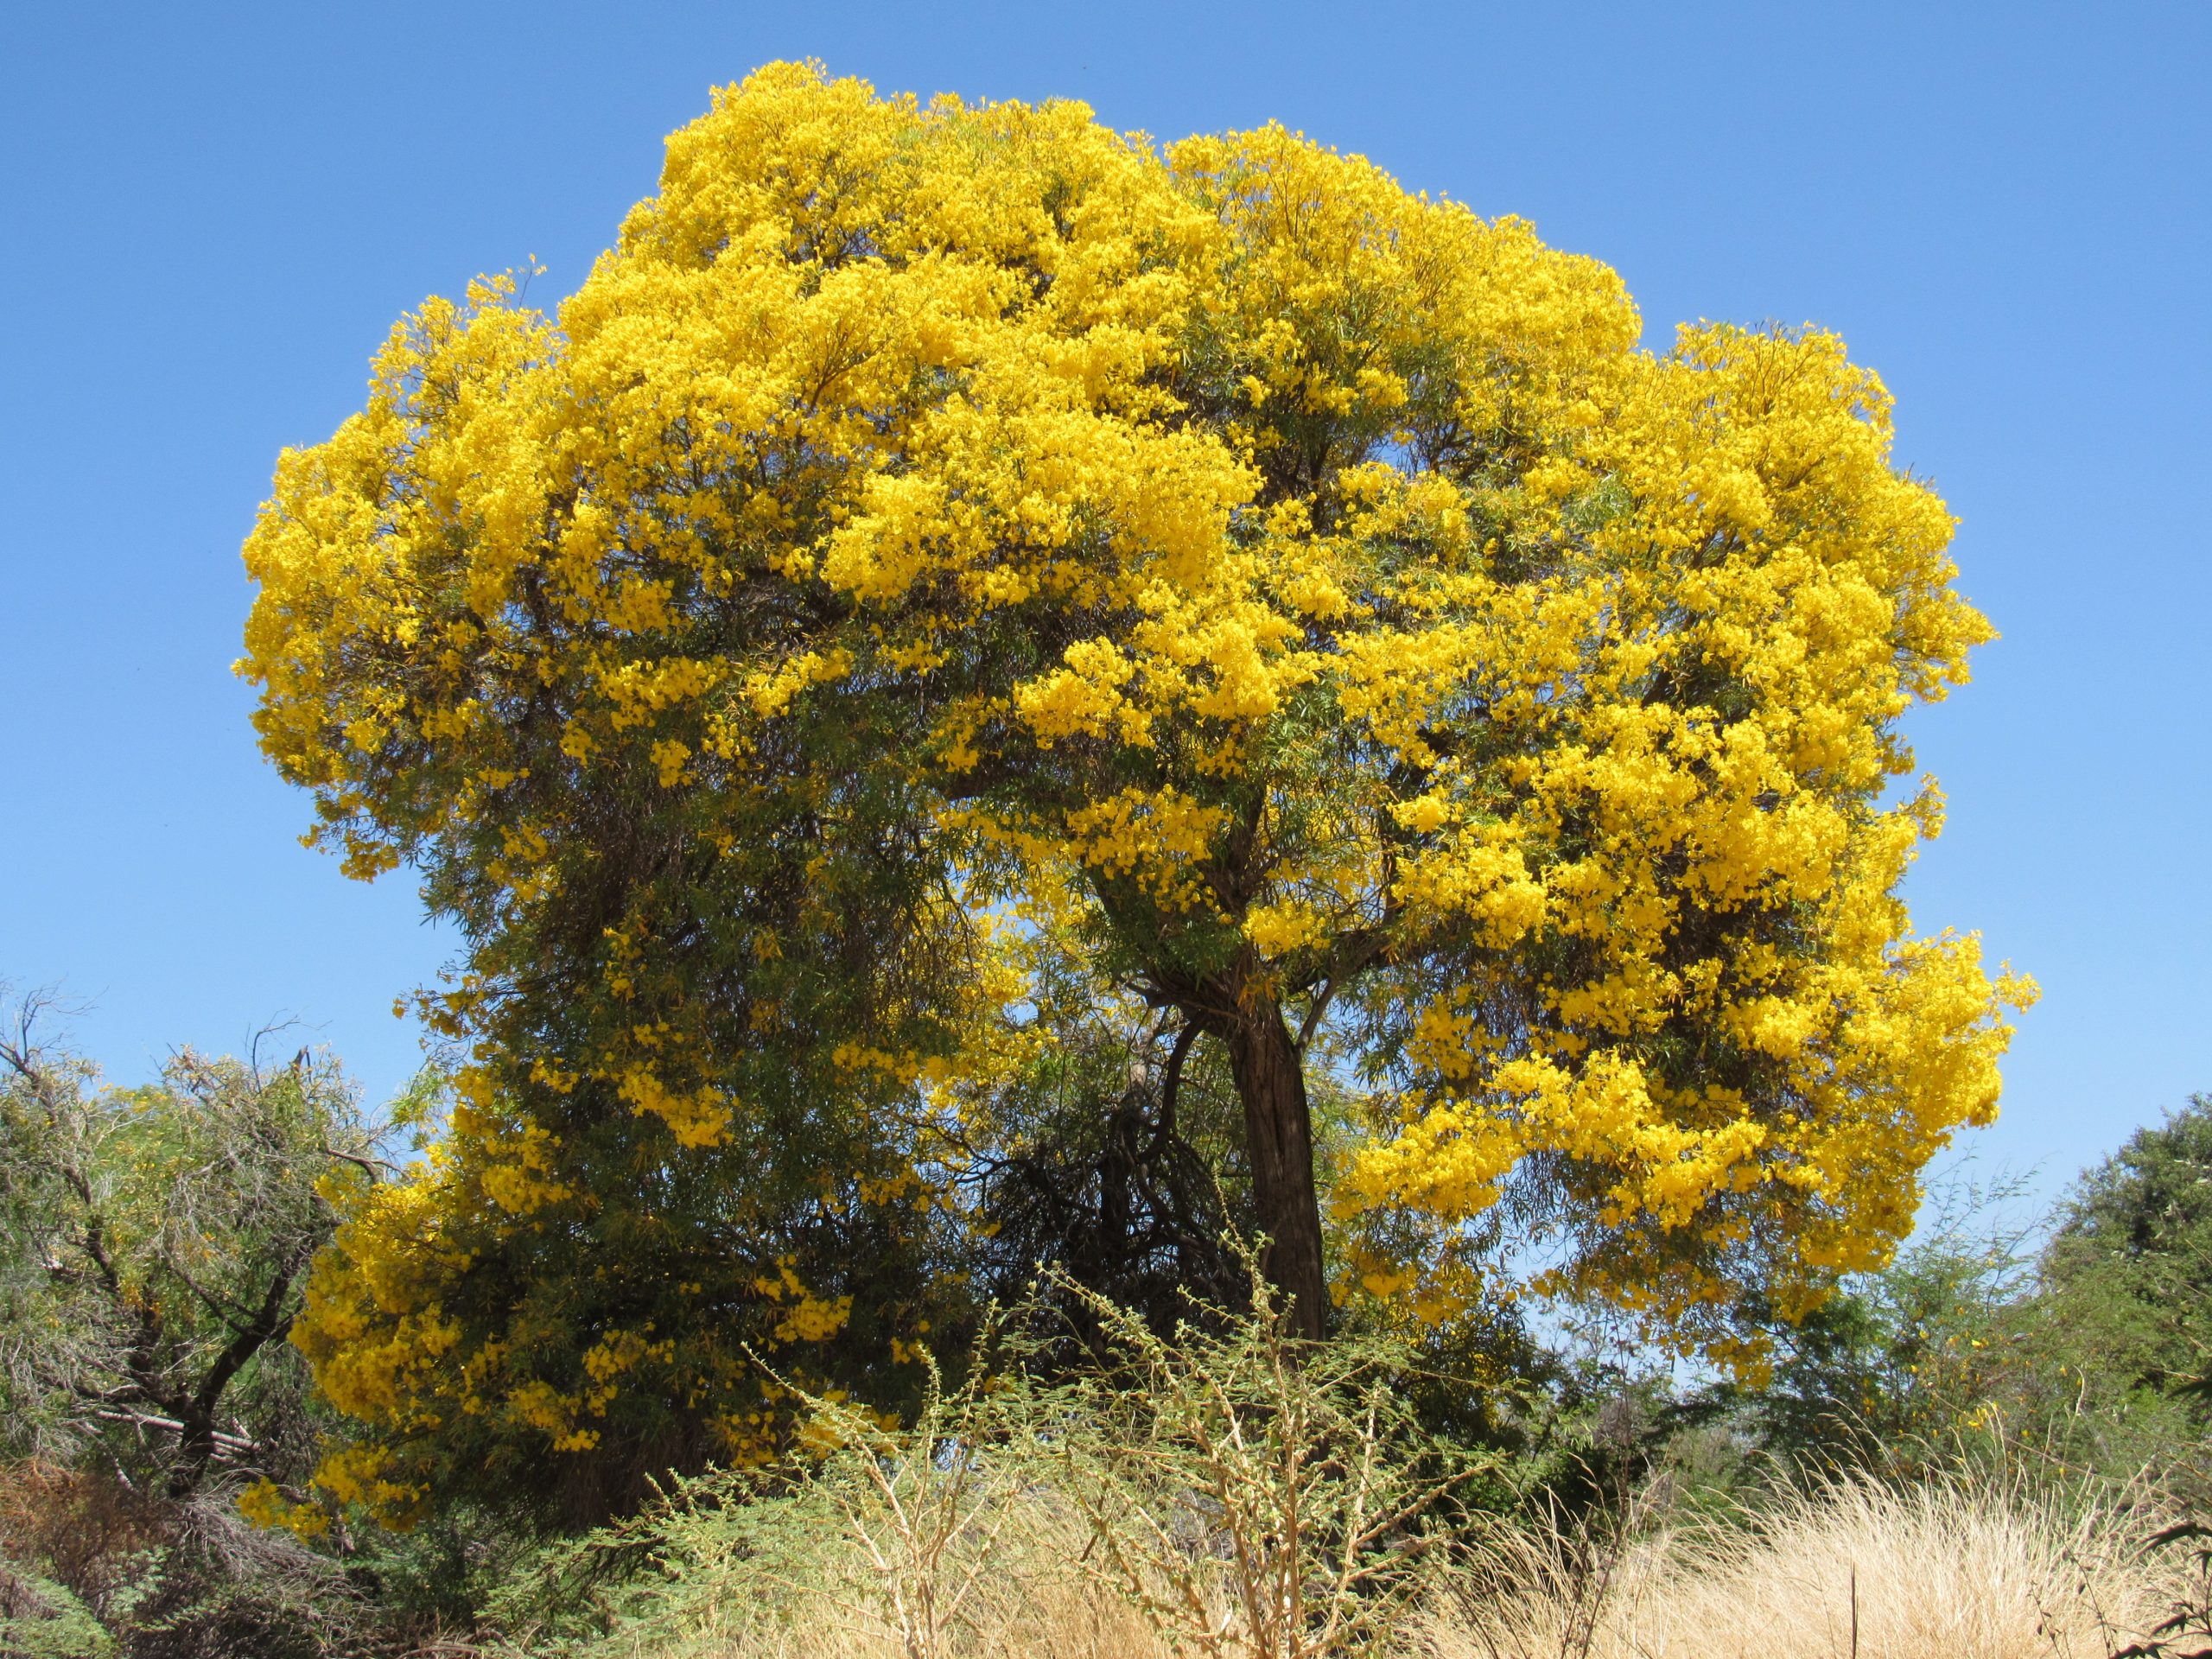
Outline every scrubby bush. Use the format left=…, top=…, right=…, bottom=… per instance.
left=483, top=1247, right=1486, bottom=1659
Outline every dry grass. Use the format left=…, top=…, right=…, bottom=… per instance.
left=1424, top=1477, right=2182, bottom=1659
left=604, top=1577, right=1160, bottom=1659
left=556, top=1496, right=1166, bottom=1658
left=576, top=1477, right=2188, bottom=1659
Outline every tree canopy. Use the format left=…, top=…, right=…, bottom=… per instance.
left=239, top=61, right=2027, bottom=1522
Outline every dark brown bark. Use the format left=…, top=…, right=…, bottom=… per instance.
left=1220, top=997, right=1328, bottom=1341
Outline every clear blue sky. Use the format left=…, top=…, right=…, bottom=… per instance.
left=3, top=1, right=2204, bottom=1211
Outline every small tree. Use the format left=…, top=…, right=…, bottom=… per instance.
left=0, top=992, right=380, bottom=1497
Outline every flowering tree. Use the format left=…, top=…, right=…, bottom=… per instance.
left=241, top=62, right=2028, bottom=1518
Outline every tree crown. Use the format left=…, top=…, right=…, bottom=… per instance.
left=239, top=61, right=2026, bottom=1518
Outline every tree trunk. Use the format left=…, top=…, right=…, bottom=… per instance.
left=1220, top=999, right=1328, bottom=1341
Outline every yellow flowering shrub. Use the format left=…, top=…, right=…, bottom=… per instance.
left=245, top=61, right=2025, bottom=1511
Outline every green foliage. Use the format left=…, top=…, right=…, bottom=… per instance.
left=0, top=1459, right=360, bottom=1659
left=0, top=1561, right=111, bottom=1659
left=2039, top=1096, right=2212, bottom=1429
left=1745, top=1175, right=2036, bottom=1478
left=0, top=994, right=379, bottom=1497
left=0, top=1006, right=448, bottom=1658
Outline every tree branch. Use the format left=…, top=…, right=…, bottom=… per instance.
left=1147, top=1021, right=1201, bottom=1160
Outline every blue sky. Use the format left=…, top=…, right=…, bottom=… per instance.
left=3, top=1, right=2205, bottom=1209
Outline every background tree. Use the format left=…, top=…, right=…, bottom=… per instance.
left=2039, top=1095, right=2212, bottom=1406
left=0, top=992, right=378, bottom=1499
left=240, top=62, right=2025, bottom=1517
left=2011, top=1095, right=2212, bottom=1481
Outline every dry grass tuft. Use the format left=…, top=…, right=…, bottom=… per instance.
left=1424, top=1477, right=2180, bottom=1659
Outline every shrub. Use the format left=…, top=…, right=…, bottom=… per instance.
left=499, top=1244, right=1485, bottom=1659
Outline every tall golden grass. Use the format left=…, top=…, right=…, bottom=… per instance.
left=565, top=1476, right=2187, bottom=1659
left=1427, top=1477, right=2180, bottom=1659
